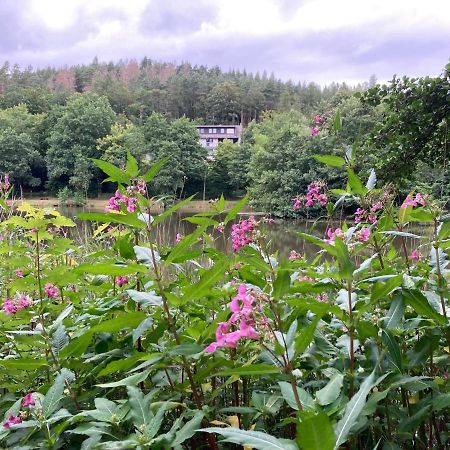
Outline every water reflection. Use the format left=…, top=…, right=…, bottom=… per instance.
left=61, top=206, right=432, bottom=259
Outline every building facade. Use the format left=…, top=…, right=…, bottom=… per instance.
left=196, top=124, right=242, bottom=156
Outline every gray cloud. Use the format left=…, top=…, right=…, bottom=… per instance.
left=139, top=1, right=217, bottom=35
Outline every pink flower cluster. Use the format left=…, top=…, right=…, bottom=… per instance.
left=2, top=294, right=32, bottom=314
left=410, top=249, right=420, bottom=260
left=3, top=415, right=21, bottom=428
left=0, top=174, right=10, bottom=193
left=314, top=114, right=324, bottom=125
left=355, top=208, right=377, bottom=225
left=126, top=178, right=146, bottom=196
left=293, top=181, right=328, bottom=211
left=357, top=227, right=371, bottom=242
left=401, top=193, right=426, bottom=209
left=106, top=190, right=137, bottom=213
left=22, top=392, right=35, bottom=407
left=310, top=127, right=319, bottom=137
left=324, top=227, right=344, bottom=244
left=231, top=216, right=257, bottom=252
left=115, top=276, right=128, bottom=287
left=205, top=284, right=260, bottom=352
left=15, top=269, right=23, bottom=278
left=175, top=233, right=183, bottom=242
left=289, top=250, right=302, bottom=260
left=45, top=283, right=59, bottom=298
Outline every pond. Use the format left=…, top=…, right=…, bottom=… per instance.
left=60, top=206, right=431, bottom=259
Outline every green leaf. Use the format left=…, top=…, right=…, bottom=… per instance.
left=273, top=267, right=290, bottom=300
left=407, top=209, right=434, bottom=222
left=152, top=195, right=195, bottom=226
left=346, top=168, right=366, bottom=195
left=0, top=358, right=48, bottom=370
left=334, top=238, right=355, bottom=280
left=92, top=159, right=131, bottom=184
left=278, top=381, right=315, bottom=411
left=200, top=428, right=298, bottom=450
left=381, top=330, right=403, bottom=372
left=313, top=154, right=346, bottom=167
left=90, top=312, right=148, bottom=333
left=334, top=370, right=377, bottom=448
left=75, top=261, right=148, bottom=276
left=59, top=332, right=93, bottom=359
left=295, top=317, right=320, bottom=355
left=126, top=290, right=162, bottom=307
left=77, top=212, right=145, bottom=229
left=125, top=151, right=139, bottom=178
left=403, top=289, right=446, bottom=324
left=297, top=412, right=336, bottom=450
left=216, top=364, right=280, bottom=377
left=333, top=110, right=342, bottom=131
left=316, top=373, right=344, bottom=406
left=382, top=296, right=404, bottom=330
left=172, top=411, right=204, bottom=446
left=96, top=369, right=151, bottom=388
left=127, top=386, right=152, bottom=428
left=224, top=195, right=249, bottom=224
left=42, top=369, right=74, bottom=418
left=141, top=157, right=170, bottom=183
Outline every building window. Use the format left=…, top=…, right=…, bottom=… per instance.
left=206, top=138, right=213, bottom=147
left=200, top=128, right=205, bottom=133
left=226, top=128, right=234, bottom=134
left=221, top=128, right=225, bottom=133
left=212, top=128, right=217, bottom=133
left=208, top=128, right=213, bottom=133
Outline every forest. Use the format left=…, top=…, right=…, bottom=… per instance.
left=0, top=58, right=449, bottom=215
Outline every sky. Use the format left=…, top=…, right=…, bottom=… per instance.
left=1, top=0, right=449, bottom=85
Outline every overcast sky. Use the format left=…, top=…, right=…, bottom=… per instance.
left=1, top=0, right=449, bottom=85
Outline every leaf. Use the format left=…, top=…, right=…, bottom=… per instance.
left=96, top=369, right=151, bottom=388
left=132, top=318, right=153, bottom=343
left=75, top=261, right=148, bottom=276
left=313, top=155, right=346, bottom=167
left=297, top=412, right=336, bottom=450
left=382, top=296, right=404, bottom=330
left=152, top=195, right=195, bottom=226
left=295, top=316, right=320, bottom=356
left=141, top=157, right=170, bottom=182
left=51, top=325, right=69, bottom=357
left=334, top=238, right=355, bottom=280
left=278, top=381, right=315, bottom=411
left=92, top=159, right=130, bottom=184
left=90, top=312, right=148, bottom=333
left=346, top=168, right=366, bottom=195
left=0, top=358, right=48, bottom=370
left=333, top=110, right=342, bottom=131
left=273, top=267, right=290, bottom=300
left=127, top=386, right=152, bottom=428
left=126, top=290, right=162, bottom=307
left=224, top=195, right=249, bottom=224
left=77, top=212, right=145, bottom=229
left=216, top=364, right=280, bottom=377
left=172, top=411, right=204, bottom=446
left=334, top=370, right=377, bottom=448
left=380, top=231, right=421, bottom=239
left=42, top=369, right=74, bottom=418
left=316, top=373, right=344, bottom=406
left=59, top=332, right=93, bottom=359
left=199, top=428, right=298, bottom=450
left=403, top=289, right=446, bottom=324
left=381, top=330, right=402, bottom=372
left=366, top=169, right=377, bottom=190
left=125, top=151, right=139, bottom=178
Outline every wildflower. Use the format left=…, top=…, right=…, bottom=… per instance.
left=414, top=193, right=426, bottom=206
left=115, top=276, right=128, bottom=287
left=358, top=227, right=371, bottom=242
left=316, top=293, right=328, bottom=302
left=3, top=415, right=21, bottom=428
left=2, top=294, right=32, bottom=314
left=15, top=269, right=23, bottom=278
left=410, top=249, right=420, bottom=260
left=231, top=216, right=257, bottom=252
left=314, top=114, right=323, bottom=125
left=0, top=174, right=10, bottom=192
left=293, top=196, right=302, bottom=210
left=216, top=223, right=225, bottom=233
left=324, top=228, right=344, bottom=245
left=105, top=190, right=137, bottom=213
left=45, top=283, right=59, bottom=298
left=175, top=233, right=182, bottom=242
left=310, top=127, right=319, bottom=137
left=304, top=181, right=328, bottom=208
left=401, top=194, right=417, bottom=208
left=289, top=250, right=302, bottom=260
left=205, top=284, right=261, bottom=353
left=22, top=392, right=35, bottom=407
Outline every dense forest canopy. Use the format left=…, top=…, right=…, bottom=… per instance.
left=0, top=57, right=448, bottom=214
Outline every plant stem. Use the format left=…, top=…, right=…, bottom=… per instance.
left=347, top=279, right=354, bottom=399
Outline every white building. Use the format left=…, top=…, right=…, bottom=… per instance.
left=196, top=124, right=242, bottom=157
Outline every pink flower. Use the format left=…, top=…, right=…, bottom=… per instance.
left=414, top=193, right=426, bottom=206
left=3, top=415, right=21, bottom=428
left=410, top=249, right=420, bottom=260
left=401, top=194, right=417, bottom=209
left=316, top=293, right=328, bottom=302
left=310, top=127, right=319, bottom=137
left=45, top=283, right=59, bottom=298
left=231, top=216, right=257, bottom=252
left=304, top=181, right=328, bottom=208
left=216, top=224, right=224, bottom=233
left=324, top=228, right=344, bottom=245
left=358, top=227, right=371, bottom=242
left=289, top=250, right=302, bottom=260
left=175, top=233, right=182, bottom=242
left=314, top=114, right=323, bottom=125
left=293, top=196, right=302, bottom=210
left=22, top=392, right=35, bottom=407
left=115, top=276, right=128, bottom=287
left=2, top=294, right=32, bottom=314
left=15, top=269, right=23, bottom=278
left=205, top=284, right=260, bottom=353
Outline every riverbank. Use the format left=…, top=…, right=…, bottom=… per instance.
left=19, top=197, right=254, bottom=214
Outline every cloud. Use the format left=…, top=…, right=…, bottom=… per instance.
left=0, top=0, right=448, bottom=84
